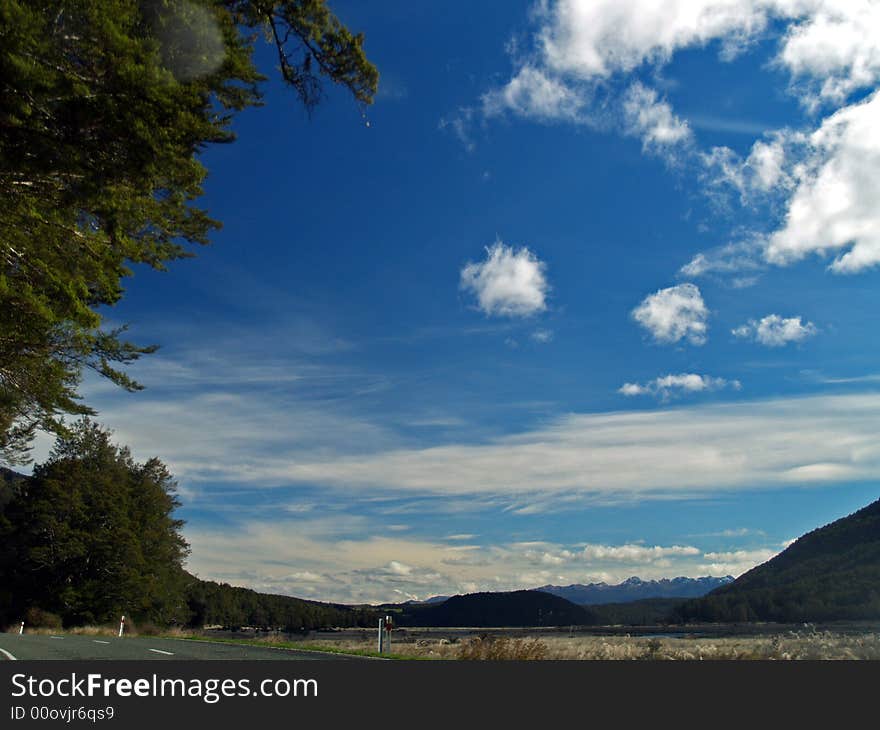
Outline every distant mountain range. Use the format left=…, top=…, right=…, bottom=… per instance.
left=537, top=576, right=734, bottom=605
left=676, top=496, right=880, bottom=623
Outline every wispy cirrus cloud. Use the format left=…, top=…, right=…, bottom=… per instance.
left=59, top=348, right=880, bottom=513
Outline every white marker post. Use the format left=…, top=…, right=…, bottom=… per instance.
left=19, top=621, right=24, bottom=636
left=385, top=615, right=392, bottom=654
left=377, top=617, right=385, bottom=653
left=118, top=615, right=125, bottom=638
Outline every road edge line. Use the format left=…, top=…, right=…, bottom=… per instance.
left=0, top=647, right=18, bottom=661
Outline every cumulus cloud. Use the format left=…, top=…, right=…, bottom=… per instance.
left=778, top=1, right=880, bottom=108
left=622, top=82, right=692, bottom=154
left=533, top=1, right=880, bottom=104
left=469, top=2, right=880, bottom=280
left=764, top=89, right=880, bottom=273
left=473, top=0, right=880, bottom=140
left=482, top=66, right=585, bottom=121
left=732, top=314, right=818, bottom=346
left=581, top=543, right=700, bottom=562
left=631, top=283, right=709, bottom=345
left=701, top=133, right=797, bottom=204
left=537, top=0, right=760, bottom=79
left=690, top=90, right=880, bottom=276
left=460, top=241, right=550, bottom=317
left=619, top=373, right=741, bottom=400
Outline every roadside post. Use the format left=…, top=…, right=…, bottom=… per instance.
left=19, top=621, right=24, bottom=635
left=377, top=615, right=394, bottom=653
left=118, top=615, right=125, bottom=637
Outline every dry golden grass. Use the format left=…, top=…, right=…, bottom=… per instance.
left=10, top=624, right=877, bottom=660
left=6, top=624, right=197, bottom=639
left=457, top=636, right=548, bottom=660
left=245, top=629, right=880, bottom=660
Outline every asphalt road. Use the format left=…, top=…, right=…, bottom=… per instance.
left=0, top=635, right=363, bottom=660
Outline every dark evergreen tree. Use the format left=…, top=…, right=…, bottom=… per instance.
left=0, top=1, right=378, bottom=463
left=1, top=420, right=189, bottom=625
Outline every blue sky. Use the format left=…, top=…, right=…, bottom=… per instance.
left=38, top=1, right=880, bottom=603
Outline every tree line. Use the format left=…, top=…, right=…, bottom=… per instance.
left=0, top=420, right=376, bottom=630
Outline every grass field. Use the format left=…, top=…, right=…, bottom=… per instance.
left=186, top=626, right=880, bottom=660
left=9, top=624, right=880, bottom=659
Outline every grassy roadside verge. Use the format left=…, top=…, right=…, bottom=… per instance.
left=164, top=635, right=432, bottom=660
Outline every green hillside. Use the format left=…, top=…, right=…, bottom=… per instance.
left=675, top=497, right=880, bottom=623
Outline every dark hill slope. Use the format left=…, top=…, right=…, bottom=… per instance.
left=397, top=590, right=599, bottom=627
left=183, top=574, right=377, bottom=630
left=676, top=497, right=880, bottom=623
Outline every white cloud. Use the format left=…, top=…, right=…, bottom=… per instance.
left=701, top=133, right=796, bottom=203
left=532, top=1, right=880, bottom=105
left=481, top=66, right=585, bottom=121
left=679, top=239, right=766, bottom=279
left=778, top=1, right=880, bottom=107
left=619, top=373, right=741, bottom=400
left=75, top=354, right=880, bottom=506
left=764, top=89, right=880, bottom=273
left=210, top=393, right=880, bottom=499
left=438, top=107, right=476, bottom=151
left=531, top=329, right=554, bottom=343
left=460, top=240, right=550, bottom=317
left=732, top=314, right=818, bottom=346
left=631, top=283, right=709, bottom=345
left=622, top=82, right=692, bottom=154
left=698, top=548, right=777, bottom=576
left=185, top=519, right=765, bottom=603
left=536, top=0, right=768, bottom=80
left=581, top=543, right=700, bottom=562
left=472, top=2, right=880, bottom=279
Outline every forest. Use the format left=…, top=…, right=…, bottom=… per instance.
left=0, top=421, right=376, bottom=631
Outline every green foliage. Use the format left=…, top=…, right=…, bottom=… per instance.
left=0, top=1, right=378, bottom=463
left=674, top=497, right=880, bottom=623
left=0, top=420, right=190, bottom=626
